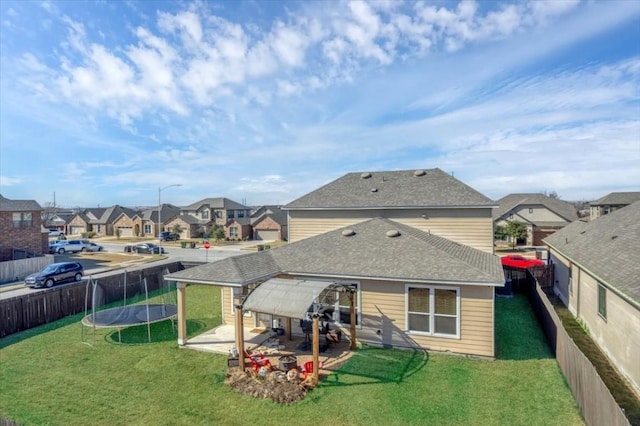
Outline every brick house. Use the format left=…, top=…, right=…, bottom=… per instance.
left=225, top=218, right=252, bottom=240
left=165, top=214, right=201, bottom=239
left=0, top=195, right=46, bottom=260
left=250, top=205, right=287, bottom=241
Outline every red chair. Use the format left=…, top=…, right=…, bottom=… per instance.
left=301, top=360, right=322, bottom=380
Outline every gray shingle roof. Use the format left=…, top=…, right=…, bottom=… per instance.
left=183, top=197, right=248, bottom=211
left=544, top=201, right=640, bottom=305
left=494, top=193, right=577, bottom=222
left=0, top=195, right=42, bottom=212
left=591, top=192, right=640, bottom=206
left=250, top=206, right=287, bottom=226
left=166, top=218, right=504, bottom=286
left=284, top=168, right=495, bottom=209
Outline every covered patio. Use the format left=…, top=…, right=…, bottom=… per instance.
left=173, top=277, right=357, bottom=386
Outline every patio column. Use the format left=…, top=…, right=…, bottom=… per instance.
left=312, top=314, right=320, bottom=386
left=235, top=304, right=246, bottom=370
left=176, top=282, right=187, bottom=345
left=349, top=292, right=356, bottom=350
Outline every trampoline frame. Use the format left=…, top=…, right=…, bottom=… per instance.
left=81, top=270, right=177, bottom=346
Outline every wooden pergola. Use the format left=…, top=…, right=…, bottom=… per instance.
left=234, top=278, right=357, bottom=386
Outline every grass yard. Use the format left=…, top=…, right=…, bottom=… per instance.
left=0, top=289, right=582, bottom=426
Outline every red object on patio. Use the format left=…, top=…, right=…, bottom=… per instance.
left=301, top=360, right=323, bottom=380
left=501, top=255, right=544, bottom=269
left=247, top=353, right=272, bottom=373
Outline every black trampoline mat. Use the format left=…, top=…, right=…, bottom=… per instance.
left=82, top=304, right=177, bottom=327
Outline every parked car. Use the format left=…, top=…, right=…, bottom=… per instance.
left=24, top=262, right=84, bottom=288
left=82, top=241, right=104, bottom=252
left=51, top=239, right=89, bottom=254
left=159, top=231, right=180, bottom=241
left=48, top=229, right=65, bottom=237
left=131, top=243, right=165, bottom=254
left=501, top=255, right=545, bottom=269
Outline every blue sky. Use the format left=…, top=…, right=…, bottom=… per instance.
left=1, top=0, right=639, bottom=208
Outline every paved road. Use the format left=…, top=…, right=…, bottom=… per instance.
left=0, top=240, right=258, bottom=300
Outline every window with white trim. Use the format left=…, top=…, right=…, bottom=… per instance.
left=406, top=285, right=460, bottom=338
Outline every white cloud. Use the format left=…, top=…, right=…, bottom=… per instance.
left=0, top=176, right=22, bottom=186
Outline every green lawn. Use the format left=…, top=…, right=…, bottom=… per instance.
left=0, top=289, right=582, bottom=426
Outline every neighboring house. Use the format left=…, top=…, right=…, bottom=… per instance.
left=225, top=218, right=252, bottom=240
left=544, top=201, right=640, bottom=395
left=250, top=205, right=287, bottom=241
left=283, top=168, right=497, bottom=253
left=165, top=214, right=201, bottom=239
left=494, top=193, right=577, bottom=246
left=43, top=208, right=74, bottom=232
left=181, top=198, right=251, bottom=227
left=0, top=195, right=46, bottom=260
left=166, top=169, right=505, bottom=358
left=67, top=205, right=138, bottom=236
left=589, top=192, right=640, bottom=220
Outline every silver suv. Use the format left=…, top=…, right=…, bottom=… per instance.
left=50, top=240, right=89, bottom=254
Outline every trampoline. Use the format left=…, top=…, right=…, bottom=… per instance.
left=80, top=269, right=177, bottom=346
left=81, top=304, right=177, bottom=328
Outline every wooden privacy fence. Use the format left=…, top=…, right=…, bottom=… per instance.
left=0, top=255, right=52, bottom=284
left=529, top=281, right=631, bottom=426
left=0, top=261, right=183, bottom=338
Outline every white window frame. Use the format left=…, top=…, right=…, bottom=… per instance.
left=405, top=284, right=460, bottom=339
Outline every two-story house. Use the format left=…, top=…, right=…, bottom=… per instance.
left=589, top=192, right=640, bottom=220
left=494, top=193, right=577, bottom=246
left=166, top=169, right=504, bottom=358
left=0, top=195, right=46, bottom=260
left=545, top=201, right=640, bottom=396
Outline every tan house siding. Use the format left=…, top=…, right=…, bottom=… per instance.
left=551, top=250, right=640, bottom=395
left=359, top=280, right=494, bottom=357
left=288, top=208, right=494, bottom=253
left=222, top=287, right=257, bottom=328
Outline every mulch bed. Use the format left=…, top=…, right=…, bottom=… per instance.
left=225, top=368, right=311, bottom=404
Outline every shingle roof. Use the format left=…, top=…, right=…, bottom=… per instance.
left=182, top=197, right=248, bottom=211
left=0, top=195, right=42, bottom=212
left=544, top=201, right=640, bottom=306
left=250, top=205, right=287, bottom=226
left=227, top=217, right=251, bottom=226
left=591, top=192, right=640, bottom=206
left=166, top=218, right=504, bottom=286
left=494, top=193, right=577, bottom=222
left=284, top=168, right=495, bottom=209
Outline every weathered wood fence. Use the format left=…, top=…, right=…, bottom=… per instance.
left=0, top=261, right=183, bottom=338
left=0, top=255, right=53, bottom=284
left=528, top=278, right=631, bottom=426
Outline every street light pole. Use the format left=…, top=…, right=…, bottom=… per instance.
left=158, top=184, right=182, bottom=245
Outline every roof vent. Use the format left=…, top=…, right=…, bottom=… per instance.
left=611, top=235, right=618, bottom=240
left=386, top=229, right=401, bottom=238
left=361, top=172, right=372, bottom=179
left=414, top=169, right=426, bottom=177
left=342, top=229, right=355, bottom=237
left=371, top=188, right=378, bottom=192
